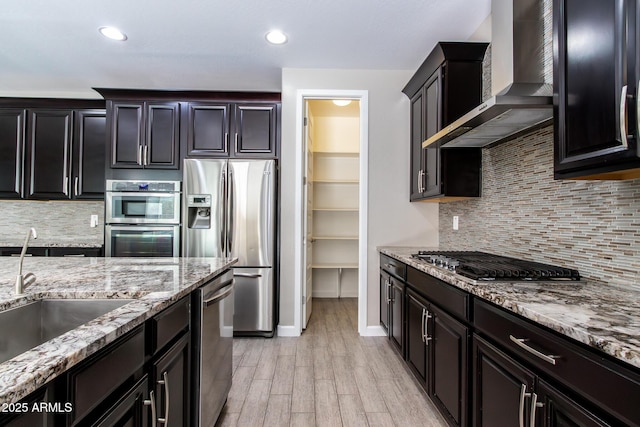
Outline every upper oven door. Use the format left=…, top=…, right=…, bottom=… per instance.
left=106, top=192, right=181, bottom=224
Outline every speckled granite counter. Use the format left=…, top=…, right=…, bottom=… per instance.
left=379, top=246, right=640, bottom=370
left=0, top=240, right=103, bottom=248
left=0, top=256, right=236, bottom=405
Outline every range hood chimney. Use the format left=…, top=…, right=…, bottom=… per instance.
left=424, top=0, right=552, bottom=149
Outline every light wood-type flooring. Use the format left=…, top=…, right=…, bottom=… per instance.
left=216, top=298, right=448, bottom=427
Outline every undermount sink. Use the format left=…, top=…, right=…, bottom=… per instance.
left=0, top=299, right=134, bottom=364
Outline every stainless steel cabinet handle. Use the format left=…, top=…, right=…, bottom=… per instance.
left=386, top=279, right=392, bottom=303
left=620, top=85, right=629, bottom=148
left=233, top=273, right=263, bottom=278
left=518, top=384, right=530, bottom=427
left=137, top=145, right=143, bottom=165
left=421, top=170, right=425, bottom=193
left=203, top=283, right=234, bottom=307
left=63, top=176, right=69, bottom=196
left=235, top=133, right=239, bottom=153
left=509, top=335, right=559, bottom=365
left=74, top=177, right=79, bottom=196
left=224, top=132, right=229, bottom=153
left=143, top=145, right=149, bottom=166
left=530, top=392, right=543, bottom=427
left=157, top=371, right=169, bottom=425
left=144, top=390, right=158, bottom=427
left=421, top=308, right=427, bottom=343
left=424, top=309, right=432, bottom=343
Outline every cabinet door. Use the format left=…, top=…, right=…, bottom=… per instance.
left=423, top=70, right=442, bottom=197
left=110, top=101, right=144, bottom=168
left=73, top=109, right=106, bottom=199
left=409, top=90, right=425, bottom=200
left=185, top=102, right=231, bottom=157
left=537, top=380, right=612, bottom=427
left=406, top=289, right=429, bottom=386
left=152, top=334, right=190, bottom=427
left=389, top=277, right=404, bottom=354
left=25, top=109, right=73, bottom=199
left=472, top=335, right=535, bottom=427
left=431, top=304, right=469, bottom=427
left=91, top=376, right=150, bottom=427
left=0, top=109, right=25, bottom=199
left=380, top=270, right=391, bottom=332
left=233, top=103, right=277, bottom=157
left=145, top=102, right=179, bottom=169
left=554, top=0, right=639, bottom=177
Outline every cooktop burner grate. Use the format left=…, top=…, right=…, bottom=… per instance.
left=411, top=251, right=581, bottom=281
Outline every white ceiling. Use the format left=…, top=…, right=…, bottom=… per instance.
left=0, top=0, right=491, bottom=98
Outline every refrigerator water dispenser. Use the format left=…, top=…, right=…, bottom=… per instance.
left=187, top=194, right=212, bottom=229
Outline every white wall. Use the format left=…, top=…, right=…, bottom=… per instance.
left=279, top=68, right=439, bottom=330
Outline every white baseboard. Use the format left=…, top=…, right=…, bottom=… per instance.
left=276, top=324, right=300, bottom=337
left=359, top=325, right=386, bottom=337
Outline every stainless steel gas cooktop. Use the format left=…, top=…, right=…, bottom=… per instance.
left=411, top=251, right=581, bottom=282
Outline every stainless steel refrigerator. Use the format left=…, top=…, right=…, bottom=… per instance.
left=183, top=158, right=276, bottom=336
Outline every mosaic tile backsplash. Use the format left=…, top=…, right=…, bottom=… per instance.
left=0, top=201, right=104, bottom=245
left=439, top=126, right=640, bottom=289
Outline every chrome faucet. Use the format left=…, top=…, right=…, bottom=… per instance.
left=16, top=228, right=37, bottom=295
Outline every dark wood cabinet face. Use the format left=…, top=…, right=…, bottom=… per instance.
left=406, top=290, right=429, bottom=385
left=380, top=271, right=391, bottom=332
left=554, top=0, right=640, bottom=178
left=91, top=376, right=150, bottom=427
left=0, top=109, right=25, bottom=199
left=110, top=102, right=144, bottom=168
left=25, top=109, right=72, bottom=199
left=423, top=72, right=442, bottom=197
left=152, top=334, right=190, bottom=427
left=146, top=102, right=179, bottom=169
left=234, top=103, right=277, bottom=157
left=431, top=305, right=468, bottom=427
left=73, top=110, right=106, bottom=199
left=538, top=380, right=611, bottom=427
left=390, top=278, right=404, bottom=354
left=186, top=102, right=230, bottom=156
left=410, top=91, right=425, bottom=200
left=472, top=336, right=535, bottom=427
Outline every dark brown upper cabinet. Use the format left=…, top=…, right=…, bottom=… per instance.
left=73, top=109, right=106, bottom=199
left=0, top=109, right=26, bottom=199
left=554, top=0, right=640, bottom=179
left=108, top=100, right=180, bottom=169
left=403, top=42, right=488, bottom=202
left=185, top=101, right=278, bottom=158
left=25, top=109, right=73, bottom=199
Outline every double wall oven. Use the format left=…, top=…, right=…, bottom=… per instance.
left=105, top=180, right=181, bottom=257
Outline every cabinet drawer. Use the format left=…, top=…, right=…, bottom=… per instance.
left=68, top=326, right=145, bottom=424
left=380, top=254, right=406, bottom=281
left=474, top=299, right=640, bottom=427
left=149, top=296, right=190, bottom=356
left=406, top=266, right=469, bottom=322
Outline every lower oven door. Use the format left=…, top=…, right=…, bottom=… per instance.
left=105, top=225, right=180, bottom=257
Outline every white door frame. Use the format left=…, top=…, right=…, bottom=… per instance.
left=292, top=89, right=369, bottom=336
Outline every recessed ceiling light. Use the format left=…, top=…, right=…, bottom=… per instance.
left=333, top=99, right=352, bottom=107
left=98, top=26, right=127, bottom=41
left=265, top=30, right=287, bottom=45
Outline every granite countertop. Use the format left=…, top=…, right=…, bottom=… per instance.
left=0, top=256, right=236, bottom=405
left=0, top=240, right=103, bottom=248
left=379, top=246, right=640, bottom=370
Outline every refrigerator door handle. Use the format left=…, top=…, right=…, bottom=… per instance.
left=221, top=165, right=227, bottom=255
left=234, top=273, right=263, bottom=278
left=227, top=169, right=235, bottom=256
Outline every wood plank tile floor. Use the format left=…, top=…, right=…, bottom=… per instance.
left=216, top=298, right=448, bottom=427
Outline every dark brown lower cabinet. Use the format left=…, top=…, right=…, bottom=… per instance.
left=380, top=270, right=391, bottom=333
left=389, top=277, right=404, bottom=354
left=537, top=380, right=611, bottom=427
left=89, top=376, right=150, bottom=427
left=151, top=334, right=190, bottom=427
left=431, top=305, right=469, bottom=427
left=472, top=335, right=535, bottom=427
left=406, top=289, right=429, bottom=386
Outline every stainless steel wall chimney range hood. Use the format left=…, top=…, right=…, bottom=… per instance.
left=423, top=0, right=552, bottom=149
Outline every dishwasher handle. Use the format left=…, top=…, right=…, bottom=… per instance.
left=203, top=282, right=234, bottom=308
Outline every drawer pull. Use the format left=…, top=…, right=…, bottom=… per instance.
left=509, top=335, right=559, bottom=365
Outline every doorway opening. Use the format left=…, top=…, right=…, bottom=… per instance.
left=294, top=90, right=369, bottom=336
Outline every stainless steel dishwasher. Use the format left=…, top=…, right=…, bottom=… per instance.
left=192, top=269, right=234, bottom=426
